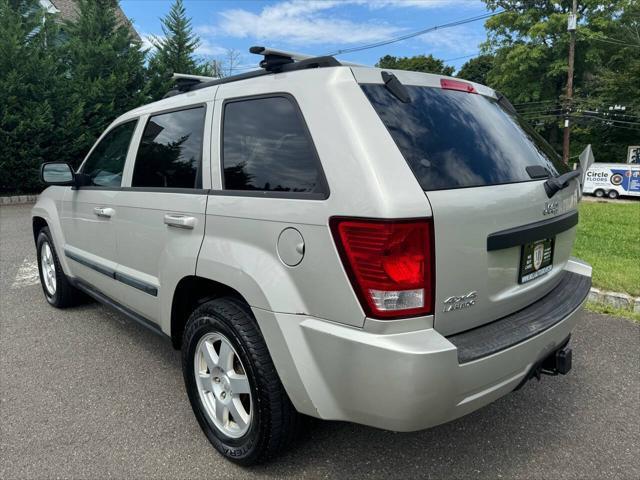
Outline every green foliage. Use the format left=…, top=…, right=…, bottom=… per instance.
left=147, top=0, right=211, bottom=101
left=0, top=0, right=62, bottom=193
left=457, top=54, right=494, bottom=84
left=585, top=302, right=640, bottom=323
left=376, top=54, right=455, bottom=76
left=60, top=0, right=147, bottom=169
left=481, top=0, right=639, bottom=163
left=0, top=0, right=147, bottom=192
left=573, top=201, right=640, bottom=296
left=0, top=0, right=211, bottom=194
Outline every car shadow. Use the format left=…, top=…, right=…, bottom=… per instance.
left=78, top=300, right=589, bottom=478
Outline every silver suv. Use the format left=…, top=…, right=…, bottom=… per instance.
left=32, top=47, right=592, bottom=465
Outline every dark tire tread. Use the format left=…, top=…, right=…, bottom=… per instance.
left=182, top=297, right=299, bottom=465
left=36, top=227, right=82, bottom=308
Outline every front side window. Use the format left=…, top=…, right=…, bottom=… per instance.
left=222, top=95, right=326, bottom=195
left=82, top=120, right=137, bottom=187
left=132, top=107, right=205, bottom=189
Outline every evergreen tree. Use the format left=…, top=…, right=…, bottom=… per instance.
left=61, top=0, right=147, bottom=168
left=0, top=0, right=60, bottom=193
left=147, top=0, right=210, bottom=100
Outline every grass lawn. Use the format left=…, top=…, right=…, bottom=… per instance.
left=573, top=200, right=639, bottom=297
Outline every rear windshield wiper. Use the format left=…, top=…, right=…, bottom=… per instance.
left=544, top=170, right=581, bottom=198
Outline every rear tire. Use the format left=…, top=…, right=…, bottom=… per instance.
left=594, top=189, right=604, bottom=198
left=607, top=190, right=619, bottom=199
left=182, top=297, right=299, bottom=465
left=36, top=227, right=82, bottom=308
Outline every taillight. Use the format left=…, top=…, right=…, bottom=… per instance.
left=440, top=78, right=477, bottom=94
left=330, top=217, right=434, bottom=319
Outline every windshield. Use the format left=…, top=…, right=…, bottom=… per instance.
left=361, top=84, right=569, bottom=191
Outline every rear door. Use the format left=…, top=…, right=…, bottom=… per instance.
left=359, top=72, right=579, bottom=335
left=112, top=104, right=211, bottom=323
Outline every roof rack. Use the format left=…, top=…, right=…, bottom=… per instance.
left=163, top=46, right=342, bottom=98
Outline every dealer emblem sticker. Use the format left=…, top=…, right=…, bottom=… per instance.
left=533, top=243, right=545, bottom=270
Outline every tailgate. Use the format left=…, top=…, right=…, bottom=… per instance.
left=356, top=73, right=579, bottom=335
left=427, top=181, right=579, bottom=335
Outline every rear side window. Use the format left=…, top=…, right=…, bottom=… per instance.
left=132, top=107, right=205, bottom=189
left=82, top=120, right=136, bottom=187
left=222, top=95, right=327, bottom=196
left=361, top=84, right=569, bottom=191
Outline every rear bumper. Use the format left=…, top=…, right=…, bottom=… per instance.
left=256, top=259, right=591, bottom=432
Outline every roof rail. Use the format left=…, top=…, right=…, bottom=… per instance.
left=163, top=46, right=343, bottom=98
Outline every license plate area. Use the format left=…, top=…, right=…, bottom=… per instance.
left=519, top=238, right=554, bottom=284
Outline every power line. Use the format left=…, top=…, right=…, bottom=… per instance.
left=578, top=32, right=640, bottom=48
left=325, top=10, right=504, bottom=56
left=443, top=53, right=480, bottom=62
left=513, top=99, right=558, bottom=106
left=588, top=36, right=640, bottom=48
left=522, top=112, right=640, bottom=128
left=578, top=110, right=640, bottom=120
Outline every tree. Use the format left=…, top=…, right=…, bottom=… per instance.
left=61, top=0, right=147, bottom=169
left=147, top=0, right=210, bottom=100
left=0, top=0, right=62, bottom=193
left=481, top=0, right=638, bottom=162
left=457, top=54, right=494, bottom=84
left=221, top=48, right=241, bottom=76
left=376, top=54, right=455, bottom=76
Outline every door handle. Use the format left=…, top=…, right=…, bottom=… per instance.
left=93, top=207, right=115, bottom=218
left=164, top=214, right=196, bottom=229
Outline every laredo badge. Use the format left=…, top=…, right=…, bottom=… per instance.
left=443, top=291, right=477, bottom=313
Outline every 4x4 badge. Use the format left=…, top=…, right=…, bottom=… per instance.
left=443, top=291, right=477, bottom=313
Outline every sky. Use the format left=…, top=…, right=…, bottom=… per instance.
left=120, top=0, right=493, bottom=73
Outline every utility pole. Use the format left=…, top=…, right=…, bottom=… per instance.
left=562, top=0, right=578, bottom=164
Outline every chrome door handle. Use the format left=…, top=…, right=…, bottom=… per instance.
left=164, top=214, right=196, bottom=229
left=93, top=207, right=115, bottom=218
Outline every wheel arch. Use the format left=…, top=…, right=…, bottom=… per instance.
left=170, top=275, right=249, bottom=349
left=32, top=216, right=48, bottom=243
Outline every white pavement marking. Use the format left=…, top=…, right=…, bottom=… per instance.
left=12, top=257, right=40, bottom=289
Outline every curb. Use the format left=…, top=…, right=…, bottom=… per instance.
left=588, top=287, right=640, bottom=313
left=0, top=195, right=38, bottom=205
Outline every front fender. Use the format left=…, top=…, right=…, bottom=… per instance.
left=31, top=187, right=73, bottom=276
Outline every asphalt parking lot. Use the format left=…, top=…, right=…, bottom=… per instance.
left=1, top=203, right=639, bottom=479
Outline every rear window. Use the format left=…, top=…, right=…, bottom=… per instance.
left=222, top=95, right=327, bottom=197
left=361, top=84, right=568, bottom=191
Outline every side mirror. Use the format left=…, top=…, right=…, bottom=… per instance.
left=41, top=162, right=75, bottom=186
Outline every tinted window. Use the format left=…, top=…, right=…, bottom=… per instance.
left=82, top=121, right=136, bottom=187
left=132, top=107, right=205, bottom=188
left=361, top=84, right=569, bottom=191
left=222, top=96, right=325, bottom=194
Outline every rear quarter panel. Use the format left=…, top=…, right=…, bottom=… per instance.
left=197, top=67, right=434, bottom=327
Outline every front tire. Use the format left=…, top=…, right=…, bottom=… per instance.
left=36, top=227, right=82, bottom=308
left=594, top=189, right=605, bottom=198
left=607, top=190, right=619, bottom=199
left=182, top=297, right=299, bottom=465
